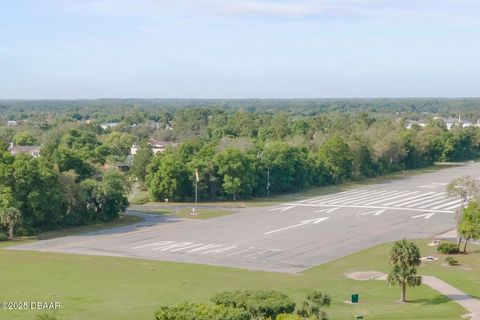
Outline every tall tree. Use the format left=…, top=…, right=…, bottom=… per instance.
left=0, top=207, right=21, bottom=240
left=146, top=153, right=193, bottom=201
left=213, top=148, right=257, bottom=200
left=0, top=187, right=20, bottom=239
left=316, top=136, right=353, bottom=184
left=387, top=239, right=422, bottom=303
left=131, top=142, right=154, bottom=183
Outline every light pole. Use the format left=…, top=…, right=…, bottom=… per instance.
left=267, top=167, right=270, bottom=197
left=193, top=169, right=199, bottom=214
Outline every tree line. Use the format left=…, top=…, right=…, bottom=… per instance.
left=0, top=136, right=129, bottom=238
left=134, top=113, right=480, bottom=202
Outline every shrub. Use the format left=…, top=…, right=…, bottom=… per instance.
left=211, top=290, right=295, bottom=319
left=277, top=314, right=303, bottom=320
left=154, top=302, right=250, bottom=320
left=297, top=291, right=331, bottom=320
left=0, top=231, right=8, bottom=241
left=445, top=256, right=459, bottom=266
left=437, top=242, right=459, bottom=254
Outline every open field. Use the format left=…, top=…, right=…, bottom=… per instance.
left=1, top=239, right=478, bottom=320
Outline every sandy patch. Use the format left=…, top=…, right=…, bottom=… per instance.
left=346, top=271, right=387, bottom=281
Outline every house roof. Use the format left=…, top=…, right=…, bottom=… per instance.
left=9, top=146, right=41, bottom=155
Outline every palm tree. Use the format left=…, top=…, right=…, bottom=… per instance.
left=297, top=290, right=331, bottom=320
left=387, top=239, right=422, bottom=303
left=0, top=207, right=21, bottom=240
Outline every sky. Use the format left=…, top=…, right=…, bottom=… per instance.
left=1, top=0, right=480, bottom=99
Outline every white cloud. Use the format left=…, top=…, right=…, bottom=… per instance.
left=50, top=0, right=480, bottom=24
left=216, top=1, right=346, bottom=17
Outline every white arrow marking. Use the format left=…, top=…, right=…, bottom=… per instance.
left=360, top=209, right=386, bottom=216
left=411, top=212, right=436, bottom=220
left=314, top=207, right=339, bottom=214
left=264, top=217, right=330, bottom=235
left=269, top=206, right=294, bottom=212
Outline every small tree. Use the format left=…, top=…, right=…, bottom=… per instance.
left=297, top=291, right=331, bottom=320
left=459, top=201, right=480, bottom=253
left=387, top=239, right=422, bottom=303
left=447, top=176, right=480, bottom=249
left=0, top=207, right=21, bottom=240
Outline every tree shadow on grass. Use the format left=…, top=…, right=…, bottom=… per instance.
left=409, top=295, right=451, bottom=305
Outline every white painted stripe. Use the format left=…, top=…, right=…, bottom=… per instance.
left=186, top=244, right=222, bottom=253
left=411, top=212, right=436, bottom=219
left=281, top=202, right=454, bottom=214
left=299, top=189, right=365, bottom=203
left=431, top=199, right=462, bottom=210
left=307, top=189, right=369, bottom=204
left=312, top=189, right=374, bottom=204
left=297, top=190, right=356, bottom=203
left=385, top=192, right=436, bottom=206
left=337, top=190, right=397, bottom=205
left=402, top=193, right=447, bottom=207
left=444, top=203, right=464, bottom=211
left=327, top=190, right=387, bottom=204
left=418, top=197, right=457, bottom=209
left=354, top=191, right=403, bottom=205
left=393, top=193, right=445, bottom=207
left=362, top=191, right=419, bottom=205
left=201, top=246, right=238, bottom=255
left=417, top=195, right=451, bottom=208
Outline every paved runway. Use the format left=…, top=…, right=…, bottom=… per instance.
left=11, top=163, right=480, bottom=273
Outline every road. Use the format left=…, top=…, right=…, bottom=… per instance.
left=10, top=163, right=480, bottom=273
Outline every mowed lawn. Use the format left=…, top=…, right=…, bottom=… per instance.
left=0, top=240, right=478, bottom=320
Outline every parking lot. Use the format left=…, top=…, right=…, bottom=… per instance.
left=11, top=163, right=480, bottom=273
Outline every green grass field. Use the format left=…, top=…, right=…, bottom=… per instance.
left=1, top=239, right=478, bottom=320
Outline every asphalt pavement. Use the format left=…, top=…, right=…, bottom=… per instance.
left=10, top=163, right=480, bottom=273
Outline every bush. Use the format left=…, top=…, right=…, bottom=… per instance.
left=445, top=256, right=459, bottom=266
left=437, top=242, right=459, bottom=254
left=0, top=232, right=8, bottom=241
left=154, top=302, right=250, bottom=320
left=277, top=314, right=303, bottom=320
left=211, top=290, right=295, bottom=319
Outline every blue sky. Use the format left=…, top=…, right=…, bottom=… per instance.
left=1, top=0, right=480, bottom=99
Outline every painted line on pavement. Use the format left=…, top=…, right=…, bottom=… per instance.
left=281, top=203, right=454, bottom=214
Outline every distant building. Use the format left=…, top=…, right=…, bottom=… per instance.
left=100, top=122, right=119, bottom=130
left=405, top=120, right=427, bottom=129
left=8, top=143, right=41, bottom=157
left=130, top=139, right=173, bottom=155
left=7, top=120, right=17, bottom=126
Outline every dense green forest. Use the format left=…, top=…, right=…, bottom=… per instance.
left=1, top=99, right=480, bottom=237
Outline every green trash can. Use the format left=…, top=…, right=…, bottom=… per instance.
left=351, top=293, right=359, bottom=303
left=355, top=315, right=364, bottom=319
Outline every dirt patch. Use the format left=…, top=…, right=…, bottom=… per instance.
left=346, top=271, right=387, bottom=281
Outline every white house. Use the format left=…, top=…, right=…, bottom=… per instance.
left=8, top=143, right=41, bottom=157
left=130, top=139, right=173, bottom=155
